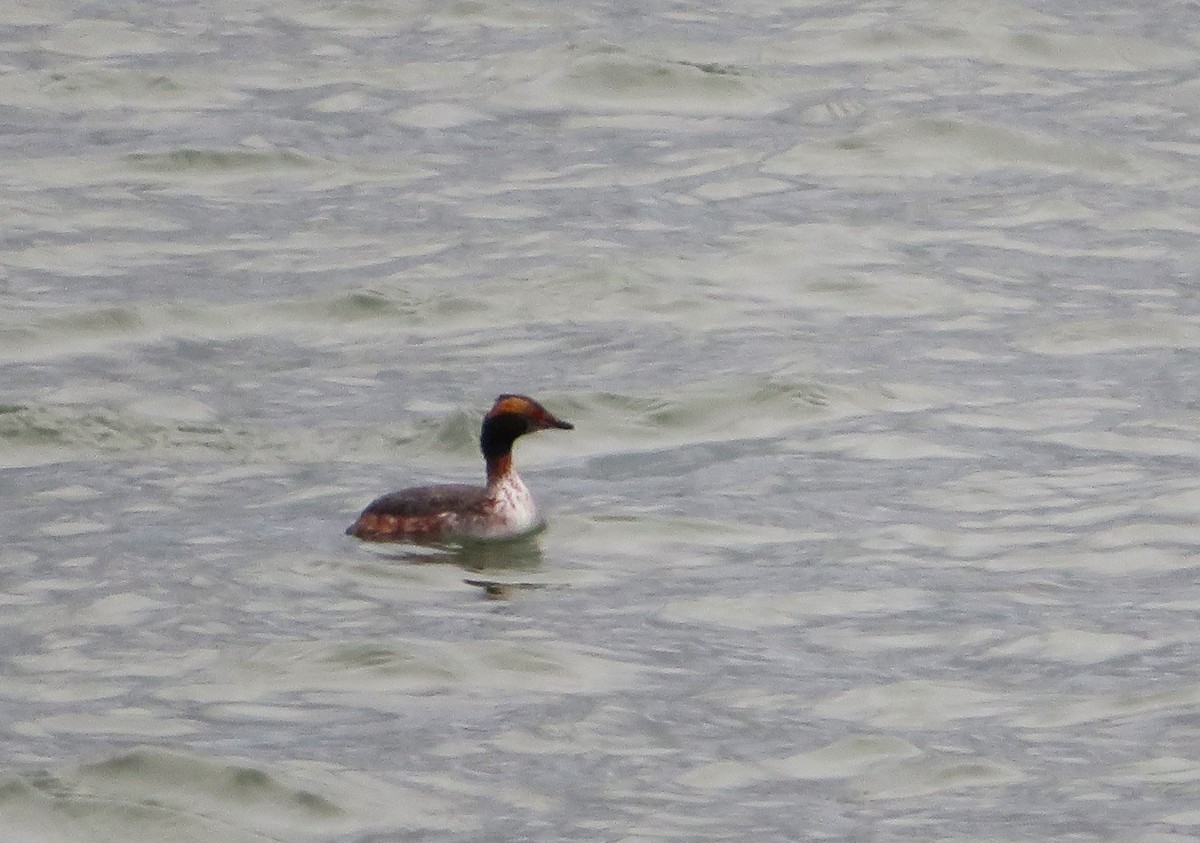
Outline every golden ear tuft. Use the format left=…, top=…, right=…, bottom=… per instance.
left=489, top=394, right=538, bottom=417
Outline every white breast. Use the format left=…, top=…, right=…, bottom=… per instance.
left=461, top=470, right=541, bottom=539
left=490, top=471, right=540, bottom=533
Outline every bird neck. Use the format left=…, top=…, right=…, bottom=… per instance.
left=486, top=452, right=514, bottom=485
left=481, top=413, right=526, bottom=483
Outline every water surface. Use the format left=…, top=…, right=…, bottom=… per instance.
left=4, top=1, right=1200, bottom=840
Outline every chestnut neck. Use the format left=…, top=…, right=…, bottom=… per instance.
left=480, top=413, right=528, bottom=484
left=486, top=452, right=514, bottom=485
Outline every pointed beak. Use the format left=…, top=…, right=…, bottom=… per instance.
left=545, top=415, right=573, bottom=430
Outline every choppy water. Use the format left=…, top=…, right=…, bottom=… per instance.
left=4, top=1, right=1200, bottom=840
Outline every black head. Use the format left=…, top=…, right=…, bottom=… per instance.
left=480, top=394, right=573, bottom=460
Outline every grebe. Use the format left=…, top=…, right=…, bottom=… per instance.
left=346, top=394, right=573, bottom=542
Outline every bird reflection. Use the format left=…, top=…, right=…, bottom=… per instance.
left=371, top=533, right=545, bottom=569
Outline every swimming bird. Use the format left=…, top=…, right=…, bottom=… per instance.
left=346, top=394, right=573, bottom=542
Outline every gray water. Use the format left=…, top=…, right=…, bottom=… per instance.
left=4, top=1, right=1200, bottom=840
